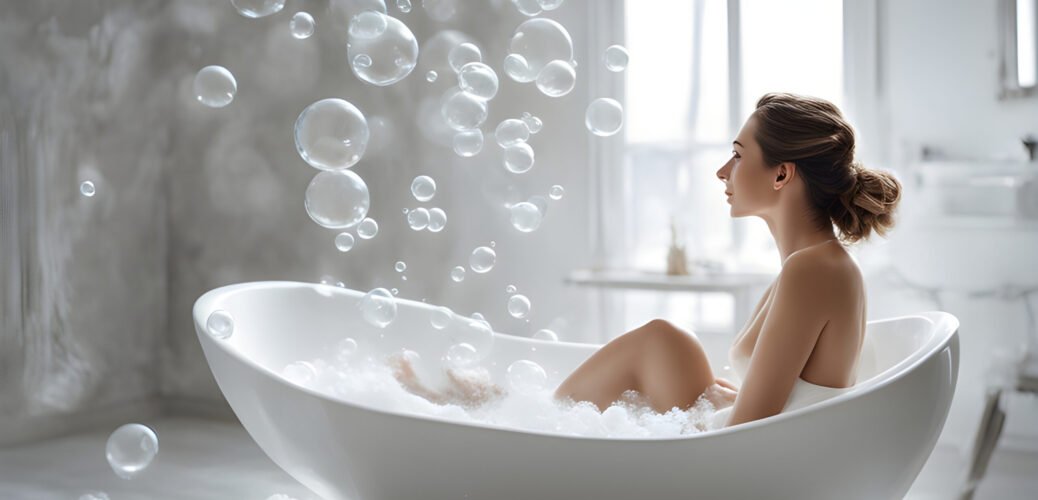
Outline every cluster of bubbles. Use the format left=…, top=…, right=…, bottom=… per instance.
left=504, top=19, right=576, bottom=98
left=406, top=175, right=448, bottom=232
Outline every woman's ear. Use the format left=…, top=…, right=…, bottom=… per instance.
left=774, top=162, right=795, bottom=188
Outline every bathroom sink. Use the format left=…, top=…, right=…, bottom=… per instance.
left=889, top=161, right=1038, bottom=292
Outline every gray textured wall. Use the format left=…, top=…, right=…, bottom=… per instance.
left=1, top=0, right=601, bottom=429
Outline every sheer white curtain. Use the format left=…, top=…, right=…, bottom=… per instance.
left=591, top=0, right=846, bottom=336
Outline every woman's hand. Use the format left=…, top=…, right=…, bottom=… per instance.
left=703, top=378, right=738, bottom=409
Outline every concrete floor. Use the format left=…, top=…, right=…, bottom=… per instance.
left=0, top=415, right=1035, bottom=499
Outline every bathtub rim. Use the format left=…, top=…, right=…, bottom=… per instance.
left=194, top=280, right=959, bottom=442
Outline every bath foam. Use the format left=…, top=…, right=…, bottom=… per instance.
left=285, top=354, right=720, bottom=439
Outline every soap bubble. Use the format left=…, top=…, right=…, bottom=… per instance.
left=290, top=12, right=316, bottom=39
left=78, top=492, right=110, bottom=500
left=495, top=119, right=530, bottom=148
left=450, top=265, right=466, bottom=282
left=360, top=287, right=397, bottom=328
left=453, top=129, right=484, bottom=157
left=445, top=342, right=479, bottom=368
left=471, top=312, right=488, bottom=323
left=357, top=218, right=379, bottom=239
left=549, top=184, right=565, bottom=200
left=520, top=112, right=543, bottom=133
left=335, top=232, right=356, bottom=252
left=431, top=306, right=453, bottom=329
left=283, top=361, right=318, bottom=386
left=603, top=44, right=628, bottom=72
left=427, top=207, right=447, bottom=232
left=527, top=195, right=549, bottom=215
left=535, top=60, right=576, bottom=97
left=533, top=328, right=559, bottom=341
left=585, top=97, right=624, bottom=136
left=396, top=0, right=412, bottom=13
left=448, top=42, right=482, bottom=73
left=458, top=62, right=499, bottom=100
left=80, top=181, right=96, bottom=197
left=503, top=143, right=535, bottom=174
left=304, top=170, right=370, bottom=228
left=507, top=360, right=547, bottom=394
left=407, top=207, right=430, bottom=230
left=411, top=175, right=436, bottom=201
left=509, top=18, right=574, bottom=77
left=193, top=65, right=237, bottom=108
left=347, top=13, right=418, bottom=86
left=232, top=0, right=286, bottom=18
left=395, top=261, right=407, bottom=272
left=441, top=88, right=488, bottom=131
left=506, top=284, right=517, bottom=293
left=206, top=310, right=234, bottom=339
left=336, top=337, right=360, bottom=365
left=469, top=246, right=496, bottom=273
left=294, top=98, right=369, bottom=170
left=426, top=70, right=438, bottom=82
left=510, top=202, right=543, bottom=232
left=106, top=423, right=158, bottom=479
left=539, top=0, right=565, bottom=10
left=348, top=10, right=388, bottom=38
left=507, top=294, right=531, bottom=318
left=503, top=53, right=536, bottom=83
left=512, top=0, right=542, bottom=16
left=448, top=317, right=495, bottom=356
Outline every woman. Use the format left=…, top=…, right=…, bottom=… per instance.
left=390, top=92, right=903, bottom=430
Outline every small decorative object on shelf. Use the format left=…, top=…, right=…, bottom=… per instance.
left=1022, top=134, right=1037, bottom=162
left=666, top=217, right=689, bottom=276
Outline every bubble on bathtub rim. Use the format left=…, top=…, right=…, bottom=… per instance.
left=283, top=361, right=319, bottom=387
left=360, top=287, right=398, bottom=328
left=507, top=359, right=547, bottom=394
left=533, top=328, right=558, bottom=341
left=105, top=423, right=158, bottom=480
left=206, top=310, right=234, bottom=339
left=427, top=207, right=447, bottom=232
left=450, top=265, right=466, bottom=282
left=507, top=294, right=531, bottom=318
left=431, top=306, right=453, bottom=329
left=336, top=338, right=359, bottom=365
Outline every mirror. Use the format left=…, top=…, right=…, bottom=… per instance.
left=1000, top=0, right=1037, bottom=98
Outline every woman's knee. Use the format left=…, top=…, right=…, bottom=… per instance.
left=641, top=319, right=700, bottom=346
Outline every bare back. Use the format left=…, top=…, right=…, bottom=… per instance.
left=729, top=241, right=866, bottom=388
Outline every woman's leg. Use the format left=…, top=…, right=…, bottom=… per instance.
left=553, top=319, right=718, bottom=413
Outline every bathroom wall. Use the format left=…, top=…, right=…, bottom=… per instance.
left=1, top=0, right=603, bottom=439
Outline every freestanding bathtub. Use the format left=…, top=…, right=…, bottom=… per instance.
left=194, top=281, right=959, bottom=500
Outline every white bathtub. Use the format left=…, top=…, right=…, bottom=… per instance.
left=194, top=281, right=960, bottom=500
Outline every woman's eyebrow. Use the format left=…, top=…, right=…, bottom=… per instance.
left=733, top=141, right=743, bottom=148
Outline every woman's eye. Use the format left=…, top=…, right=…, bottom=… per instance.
left=731, top=151, right=740, bottom=159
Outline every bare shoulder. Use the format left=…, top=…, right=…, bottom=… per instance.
left=780, top=243, right=863, bottom=299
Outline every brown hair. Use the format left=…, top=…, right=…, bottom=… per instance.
left=752, top=92, right=902, bottom=244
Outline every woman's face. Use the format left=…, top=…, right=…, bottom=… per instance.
left=715, top=115, right=782, bottom=217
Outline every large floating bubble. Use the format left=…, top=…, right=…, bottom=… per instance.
left=294, top=98, right=370, bottom=170
left=193, top=65, right=237, bottom=108
left=535, top=60, right=576, bottom=97
left=507, top=359, right=547, bottom=394
left=290, top=12, right=316, bottom=39
left=458, top=62, right=499, bottom=100
left=431, top=306, right=453, bottom=329
left=503, top=143, right=535, bottom=173
left=304, top=170, right=370, bottom=228
left=495, top=119, right=530, bottom=148
left=232, top=0, right=286, bottom=18
left=585, top=97, right=624, bottom=136
left=470, top=246, right=497, bottom=273
left=509, top=18, right=574, bottom=78
left=510, top=201, right=543, bottom=232
left=360, top=287, right=397, bottom=328
left=347, top=12, right=419, bottom=86
left=441, top=88, right=488, bottom=131
left=411, top=175, right=436, bottom=201
left=106, top=423, right=159, bottom=479
left=448, top=42, right=482, bottom=73
left=603, top=44, right=629, bottom=72
left=452, top=129, right=484, bottom=157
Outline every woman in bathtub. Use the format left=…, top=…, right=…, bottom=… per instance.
left=390, top=92, right=903, bottom=430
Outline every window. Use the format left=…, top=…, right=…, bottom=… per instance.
left=613, top=0, right=844, bottom=333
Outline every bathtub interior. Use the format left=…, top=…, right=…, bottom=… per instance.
left=195, top=281, right=940, bottom=414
